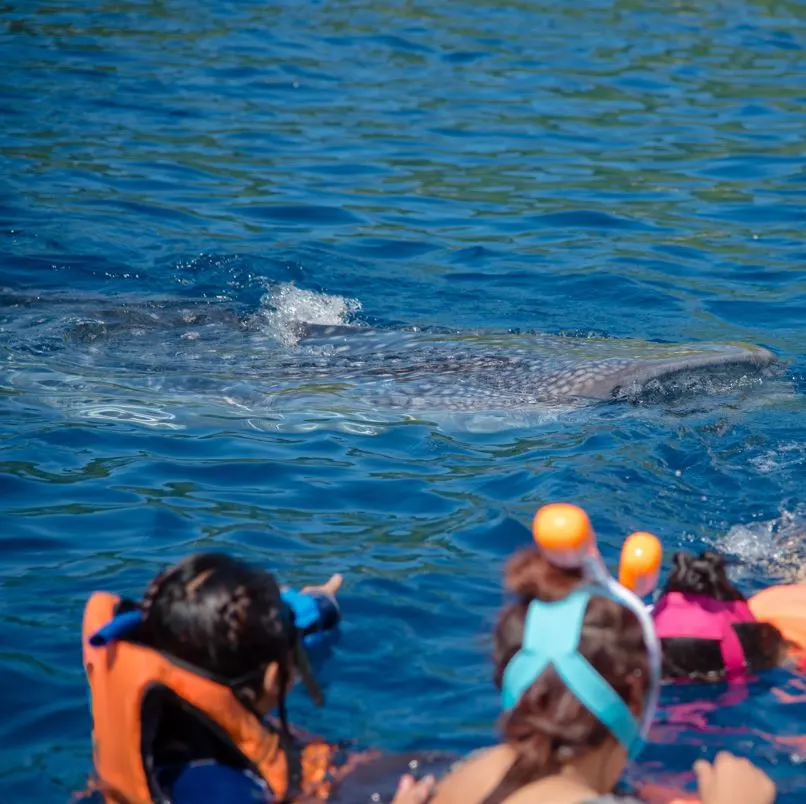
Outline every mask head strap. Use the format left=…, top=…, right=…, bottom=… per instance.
left=502, top=588, right=642, bottom=758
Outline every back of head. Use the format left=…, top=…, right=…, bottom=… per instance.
left=659, top=550, right=786, bottom=680
left=490, top=548, right=649, bottom=802
left=662, top=550, right=746, bottom=602
left=137, top=553, right=290, bottom=699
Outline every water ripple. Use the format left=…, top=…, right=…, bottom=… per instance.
left=2, top=0, right=806, bottom=801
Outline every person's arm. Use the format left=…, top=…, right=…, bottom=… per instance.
left=281, top=574, right=343, bottom=673
left=429, top=746, right=502, bottom=804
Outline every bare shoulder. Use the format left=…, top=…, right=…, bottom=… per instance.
left=431, top=744, right=513, bottom=804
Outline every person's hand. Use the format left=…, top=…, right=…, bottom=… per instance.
left=695, top=751, right=776, bottom=804
left=391, top=773, right=436, bottom=804
left=301, top=573, right=343, bottom=599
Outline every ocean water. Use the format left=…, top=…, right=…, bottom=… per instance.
left=2, top=0, right=806, bottom=801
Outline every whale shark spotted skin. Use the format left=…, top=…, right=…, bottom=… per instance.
left=0, top=289, right=781, bottom=416
left=284, top=324, right=778, bottom=411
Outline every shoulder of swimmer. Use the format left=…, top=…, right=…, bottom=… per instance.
left=431, top=744, right=514, bottom=804
left=431, top=745, right=646, bottom=804
left=430, top=744, right=622, bottom=804
left=503, top=781, right=642, bottom=804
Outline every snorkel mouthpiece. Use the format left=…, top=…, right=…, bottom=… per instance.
left=504, top=503, right=663, bottom=758
left=88, top=610, right=142, bottom=647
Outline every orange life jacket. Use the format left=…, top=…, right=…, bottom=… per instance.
left=82, top=591, right=336, bottom=803
left=749, top=584, right=806, bottom=666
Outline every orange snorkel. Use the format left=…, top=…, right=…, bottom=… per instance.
left=620, top=531, right=663, bottom=599
left=529, top=503, right=664, bottom=744
left=531, top=503, right=663, bottom=598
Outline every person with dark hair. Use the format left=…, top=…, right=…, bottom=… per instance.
left=83, top=552, right=440, bottom=804
left=82, top=553, right=345, bottom=802
left=653, top=550, right=790, bottom=681
left=429, top=544, right=777, bottom=804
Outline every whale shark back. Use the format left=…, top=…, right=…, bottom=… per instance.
left=289, top=323, right=779, bottom=411
left=0, top=287, right=784, bottom=425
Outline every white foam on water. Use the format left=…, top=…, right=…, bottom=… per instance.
left=255, top=282, right=362, bottom=347
left=749, top=442, right=806, bottom=474
left=717, top=505, right=806, bottom=584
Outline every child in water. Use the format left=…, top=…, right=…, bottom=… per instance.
left=653, top=550, right=790, bottom=681
left=428, top=541, right=777, bottom=804
left=81, top=539, right=781, bottom=804
left=82, top=553, right=435, bottom=804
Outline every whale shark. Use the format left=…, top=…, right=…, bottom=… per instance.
left=0, top=285, right=783, bottom=425
left=283, top=322, right=778, bottom=411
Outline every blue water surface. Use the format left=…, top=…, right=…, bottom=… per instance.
left=2, top=0, right=806, bottom=801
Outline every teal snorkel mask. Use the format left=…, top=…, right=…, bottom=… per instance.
left=501, top=504, right=663, bottom=760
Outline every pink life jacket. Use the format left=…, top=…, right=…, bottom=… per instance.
left=652, top=592, right=757, bottom=679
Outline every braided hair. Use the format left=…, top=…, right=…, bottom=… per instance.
left=137, top=553, right=296, bottom=729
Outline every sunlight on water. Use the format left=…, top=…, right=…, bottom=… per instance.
left=1, top=0, right=806, bottom=801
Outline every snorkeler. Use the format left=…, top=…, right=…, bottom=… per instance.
left=429, top=504, right=777, bottom=804
left=652, top=550, right=791, bottom=681
left=82, top=553, right=372, bottom=804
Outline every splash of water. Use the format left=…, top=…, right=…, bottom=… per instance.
left=718, top=506, right=806, bottom=584
left=254, top=282, right=363, bottom=347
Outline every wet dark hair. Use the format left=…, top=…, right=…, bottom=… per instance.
left=481, top=548, right=648, bottom=804
left=663, top=549, right=746, bottom=602
left=659, top=550, right=786, bottom=681
left=135, top=553, right=296, bottom=726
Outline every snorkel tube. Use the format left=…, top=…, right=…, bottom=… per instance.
left=619, top=531, right=663, bottom=600
left=531, top=503, right=664, bottom=750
